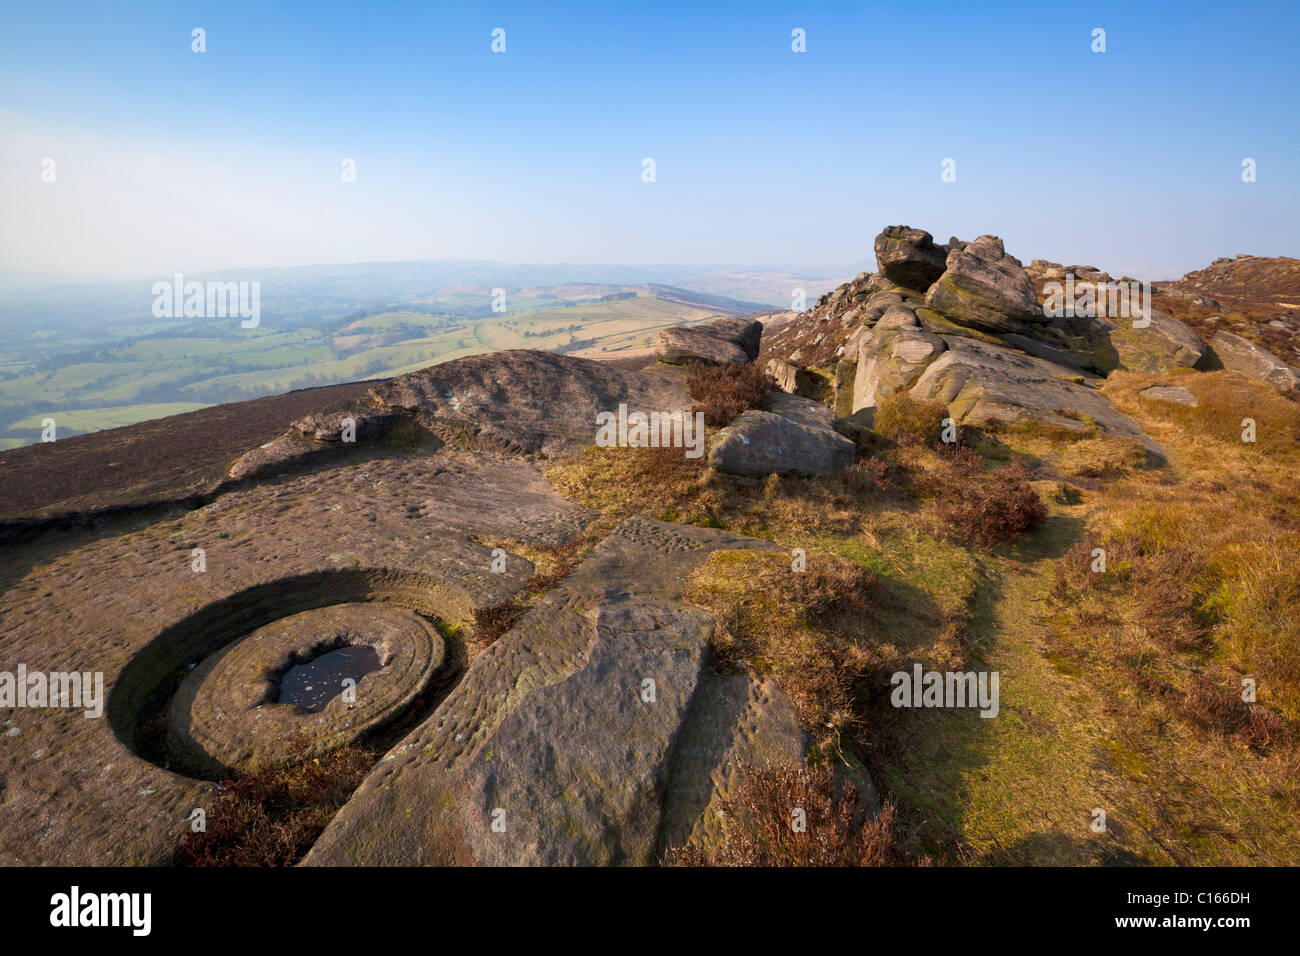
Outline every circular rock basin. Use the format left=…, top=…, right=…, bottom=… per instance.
left=166, top=602, right=446, bottom=777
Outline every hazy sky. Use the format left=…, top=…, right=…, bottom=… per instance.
left=1, top=0, right=1297, bottom=280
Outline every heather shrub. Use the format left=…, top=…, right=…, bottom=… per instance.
left=472, top=599, right=524, bottom=648
left=177, top=735, right=373, bottom=867
left=837, top=456, right=898, bottom=495
left=1183, top=675, right=1290, bottom=749
left=663, top=764, right=898, bottom=867
left=687, top=362, right=772, bottom=427
left=685, top=550, right=883, bottom=737
left=933, top=460, right=1047, bottom=546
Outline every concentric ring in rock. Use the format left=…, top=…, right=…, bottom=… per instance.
left=165, top=602, right=447, bottom=777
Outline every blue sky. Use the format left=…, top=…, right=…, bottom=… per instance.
left=1, top=0, right=1297, bottom=279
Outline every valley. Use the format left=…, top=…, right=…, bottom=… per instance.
left=0, top=278, right=821, bottom=448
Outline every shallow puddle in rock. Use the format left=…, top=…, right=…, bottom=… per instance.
left=279, top=645, right=381, bottom=712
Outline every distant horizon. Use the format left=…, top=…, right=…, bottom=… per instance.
left=4, top=239, right=1286, bottom=292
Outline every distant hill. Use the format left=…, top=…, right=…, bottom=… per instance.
left=1155, top=256, right=1300, bottom=362
left=676, top=270, right=849, bottom=308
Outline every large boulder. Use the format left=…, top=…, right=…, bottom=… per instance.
left=925, top=235, right=1042, bottom=335
left=1207, top=331, right=1300, bottom=393
left=765, top=391, right=838, bottom=429
left=371, top=349, right=691, bottom=456
left=909, top=336, right=1154, bottom=445
left=873, top=226, right=949, bottom=292
left=851, top=306, right=946, bottom=414
left=1091, top=309, right=1207, bottom=374
left=1027, top=259, right=1068, bottom=281
left=708, top=395, right=855, bottom=477
left=656, top=317, right=763, bottom=366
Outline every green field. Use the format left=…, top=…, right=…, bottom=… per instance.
left=0, top=294, right=751, bottom=447
left=13, top=402, right=212, bottom=433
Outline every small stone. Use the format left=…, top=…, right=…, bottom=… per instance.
left=1139, top=385, right=1199, bottom=407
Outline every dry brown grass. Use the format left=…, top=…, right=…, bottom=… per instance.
left=1055, top=434, right=1151, bottom=480
left=1125, top=369, right=1300, bottom=455
left=1028, top=369, right=1300, bottom=864
left=685, top=551, right=880, bottom=737
left=683, top=548, right=969, bottom=749
left=663, top=764, right=900, bottom=867
left=546, top=441, right=911, bottom=540
left=872, top=393, right=948, bottom=447
left=978, top=417, right=1152, bottom=482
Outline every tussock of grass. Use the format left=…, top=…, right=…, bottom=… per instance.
left=873, top=393, right=948, bottom=446
left=683, top=550, right=883, bottom=737
left=995, top=416, right=1097, bottom=445
left=1055, top=434, right=1150, bottom=480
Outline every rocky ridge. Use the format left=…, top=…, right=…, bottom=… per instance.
left=763, top=226, right=1300, bottom=435
left=3, top=223, right=1297, bottom=868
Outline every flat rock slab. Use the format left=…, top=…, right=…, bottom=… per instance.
left=1000, top=332, right=1095, bottom=371
left=1208, top=330, right=1300, bottom=392
left=910, top=336, right=1158, bottom=448
left=371, top=349, right=692, bottom=456
left=656, top=318, right=763, bottom=367
left=303, top=517, right=804, bottom=867
left=657, top=672, right=810, bottom=855
left=0, top=452, right=589, bottom=865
